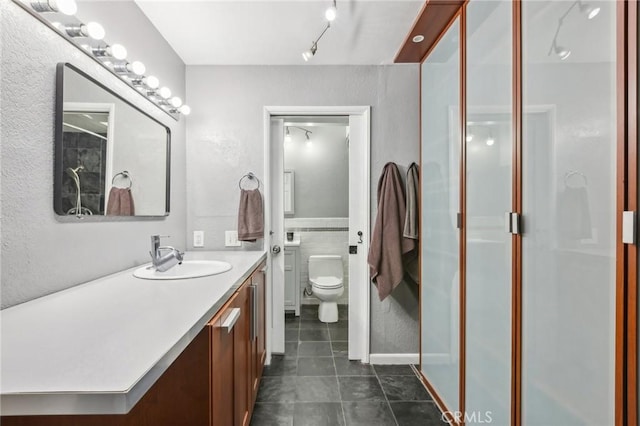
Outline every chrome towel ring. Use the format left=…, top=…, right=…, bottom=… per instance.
left=112, top=171, right=133, bottom=189
left=239, top=172, right=260, bottom=190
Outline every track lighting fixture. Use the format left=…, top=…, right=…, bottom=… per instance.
left=65, top=21, right=105, bottom=40
left=302, top=22, right=330, bottom=62
left=551, top=41, right=571, bottom=60
left=548, top=0, right=599, bottom=61
left=325, top=0, right=337, bottom=22
left=31, top=0, right=76, bottom=15
left=578, top=0, right=600, bottom=19
left=91, top=43, right=127, bottom=60
left=22, top=0, right=191, bottom=118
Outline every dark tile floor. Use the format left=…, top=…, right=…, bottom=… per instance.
left=251, top=305, right=445, bottom=426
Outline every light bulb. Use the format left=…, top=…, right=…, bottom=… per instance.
left=302, top=50, right=313, bottom=61
left=587, top=6, right=600, bottom=19
left=159, top=87, right=172, bottom=99
left=170, top=97, right=183, bottom=108
left=110, top=44, right=127, bottom=60
left=557, top=46, right=571, bottom=60
left=130, top=61, right=145, bottom=76
left=178, top=105, right=191, bottom=115
left=31, top=0, right=77, bottom=15
left=466, top=135, right=473, bottom=142
left=145, top=75, right=160, bottom=89
left=56, top=0, right=77, bottom=15
left=86, top=22, right=105, bottom=40
left=325, top=5, right=337, bottom=21
left=486, top=138, right=495, bottom=146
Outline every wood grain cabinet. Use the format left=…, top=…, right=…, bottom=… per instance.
left=2, top=261, right=268, bottom=426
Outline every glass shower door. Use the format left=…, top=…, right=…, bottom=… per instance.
left=421, top=17, right=461, bottom=412
left=465, top=1, right=513, bottom=424
left=522, top=1, right=616, bottom=424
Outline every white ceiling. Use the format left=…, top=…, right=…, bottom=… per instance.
left=133, top=0, right=424, bottom=65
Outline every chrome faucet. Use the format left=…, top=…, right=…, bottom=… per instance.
left=149, top=235, right=184, bottom=272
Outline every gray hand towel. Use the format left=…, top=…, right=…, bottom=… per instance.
left=238, top=189, right=264, bottom=242
left=368, top=162, right=416, bottom=301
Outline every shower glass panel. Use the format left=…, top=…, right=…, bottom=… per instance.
left=465, top=1, right=512, bottom=424
left=421, top=17, right=460, bottom=412
left=522, top=1, right=616, bottom=424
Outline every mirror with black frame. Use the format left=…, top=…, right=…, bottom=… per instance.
left=55, top=63, right=170, bottom=218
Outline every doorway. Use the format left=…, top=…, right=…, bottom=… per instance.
left=263, top=106, right=370, bottom=364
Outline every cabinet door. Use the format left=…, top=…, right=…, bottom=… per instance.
left=209, top=300, right=238, bottom=426
left=255, top=263, right=267, bottom=381
left=249, top=263, right=267, bottom=405
left=232, top=283, right=251, bottom=426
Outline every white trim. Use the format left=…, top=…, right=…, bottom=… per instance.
left=369, top=353, right=420, bottom=365
left=263, top=105, right=371, bottom=364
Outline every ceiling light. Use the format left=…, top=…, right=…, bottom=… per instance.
left=486, top=137, right=495, bottom=146
left=178, top=105, right=191, bottom=115
left=302, top=43, right=317, bottom=62
left=553, top=43, right=571, bottom=60
left=412, top=35, right=425, bottom=43
left=158, top=87, right=172, bottom=99
left=466, top=135, right=473, bottom=142
left=325, top=1, right=337, bottom=22
left=578, top=0, right=600, bottom=19
left=170, top=97, right=183, bottom=108
left=31, top=0, right=77, bottom=15
left=302, top=22, right=330, bottom=62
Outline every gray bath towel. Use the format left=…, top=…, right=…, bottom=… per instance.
left=106, top=188, right=135, bottom=216
left=404, top=162, right=420, bottom=239
left=403, top=163, right=420, bottom=285
left=238, top=189, right=264, bottom=242
left=368, top=162, right=416, bottom=301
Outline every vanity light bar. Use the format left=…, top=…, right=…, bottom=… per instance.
left=21, top=0, right=191, bottom=119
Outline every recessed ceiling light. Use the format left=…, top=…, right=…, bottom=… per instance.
left=412, top=35, right=425, bottom=43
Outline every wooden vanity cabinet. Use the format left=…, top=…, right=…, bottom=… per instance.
left=1, top=261, right=268, bottom=426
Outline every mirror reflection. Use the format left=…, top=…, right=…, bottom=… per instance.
left=55, top=63, right=170, bottom=217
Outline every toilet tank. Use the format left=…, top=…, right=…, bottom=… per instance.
left=308, top=255, right=343, bottom=280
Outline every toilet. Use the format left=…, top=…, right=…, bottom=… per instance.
left=308, top=255, right=344, bottom=323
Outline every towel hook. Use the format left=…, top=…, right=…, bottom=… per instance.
left=564, top=170, right=587, bottom=188
left=239, top=172, right=261, bottom=190
left=112, top=171, right=133, bottom=189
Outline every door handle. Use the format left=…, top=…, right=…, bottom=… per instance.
left=249, top=284, right=258, bottom=340
left=357, top=231, right=363, bottom=244
left=220, top=308, right=241, bottom=333
left=272, top=245, right=281, bottom=254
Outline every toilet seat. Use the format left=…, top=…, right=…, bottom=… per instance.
left=310, top=276, right=343, bottom=289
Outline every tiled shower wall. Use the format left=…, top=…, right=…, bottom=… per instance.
left=285, top=218, right=349, bottom=305
left=62, top=131, right=107, bottom=215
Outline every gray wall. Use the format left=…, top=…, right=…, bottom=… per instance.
left=1, top=0, right=187, bottom=308
left=185, top=65, right=420, bottom=354
left=284, top=125, right=348, bottom=218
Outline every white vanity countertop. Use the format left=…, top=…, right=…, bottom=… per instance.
left=0, top=250, right=266, bottom=416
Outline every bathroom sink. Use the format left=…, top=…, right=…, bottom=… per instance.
left=133, top=260, right=232, bottom=280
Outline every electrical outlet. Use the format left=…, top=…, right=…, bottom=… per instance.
left=193, top=230, right=204, bottom=247
left=225, top=230, right=241, bottom=247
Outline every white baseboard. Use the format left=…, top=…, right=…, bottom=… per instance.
left=368, top=353, right=419, bottom=365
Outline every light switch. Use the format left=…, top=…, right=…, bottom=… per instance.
left=225, top=230, right=242, bottom=247
left=193, top=230, right=204, bottom=247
